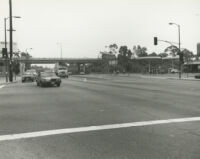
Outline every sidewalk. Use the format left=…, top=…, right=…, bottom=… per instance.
left=139, top=73, right=200, bottom=81
left=0, top=76, right=20, bottom=85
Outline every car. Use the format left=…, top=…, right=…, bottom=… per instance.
left=57, top=70, right=69, bottom=78
left=80, top=72, right=85, bottom=75
left=22, top=72, right=35, bottom=83
left=36, top=72, right=61, bottom=87
left=26, top=69, right=37, bottom=77
left=56, top=67, right=69, bottom=78
left=194, top=74, right=200, bottom=79
left=170, top=69, right=179, bottom=73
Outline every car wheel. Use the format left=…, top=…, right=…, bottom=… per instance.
left=40, top=82, right=44, bottom=87
left=37, top=82, right=39, bottom=86
left=57, top=83, right=60, bottom=87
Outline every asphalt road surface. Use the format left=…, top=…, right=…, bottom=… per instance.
left=0, top=75, right=200, bottom=159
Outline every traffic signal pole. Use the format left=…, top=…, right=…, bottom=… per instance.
left=178, top=25, right=181, bottom=79
left=4, top=18, right=8, bottom=82
left=154, top=36, right=182, bottom=79
left=9, top=0, right=13, bottom=82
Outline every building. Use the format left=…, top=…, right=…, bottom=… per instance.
left=197, top=43, right=200, bottom=58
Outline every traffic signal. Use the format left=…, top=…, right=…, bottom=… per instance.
left=2, top=48, right=8, bottom=58
left=154, top=37, right=158, bottom=45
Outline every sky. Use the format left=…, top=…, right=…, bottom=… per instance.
left=0, top=0, right=200, bottom=58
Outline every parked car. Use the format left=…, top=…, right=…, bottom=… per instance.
left=170, top=69, right=179, bottom=73
left=80, top=72, right=85, bottom=75
left=22, top=72, right=35, bottom=83
left=36, top=72, right=61, bottom=87
left=194, top=74, right=200, bottom=79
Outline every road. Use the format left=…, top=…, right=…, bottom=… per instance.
left=0, top=75, right=200, bottom=159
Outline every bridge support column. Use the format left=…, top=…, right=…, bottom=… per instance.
left=77, top=63, right=81, bottom=74
left=83, top=64, right=86, bottom=74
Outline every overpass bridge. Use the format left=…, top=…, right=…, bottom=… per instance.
left=0, top=57, right=102, bottom=75
left=0, top=57, right=101, bottom=64
left=0, top=56, right=179, bottom=64
left=0, top=56, right=180, bottom=74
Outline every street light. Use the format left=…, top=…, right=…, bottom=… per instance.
left=169, top=22, right=181, bottom=79
left=57, top=42, right=62, bottom=58
left=4, top=16, right=21, bottom=82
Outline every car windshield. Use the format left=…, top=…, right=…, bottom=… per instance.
left=40, top=72, right=55, bottom=77
left=23, top=72, right=32, bottom=75
left=26, top=70, right=36, bottom=73
left=58, top=68, right=66, bottom=70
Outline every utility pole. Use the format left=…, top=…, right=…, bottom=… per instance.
left=169, top=22, right=181, bottom=79
left=178, top=25, right=181, bottom=79
left=9, top=0, right=13, bottom=82
left=4, top=18, right=8, bottom=82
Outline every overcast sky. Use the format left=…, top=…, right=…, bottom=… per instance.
left=0, top=0, right=200, bottom=58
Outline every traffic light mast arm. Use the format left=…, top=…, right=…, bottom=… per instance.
left=154, top=37, right=179, bottom=46
left=158, top=39, right=179, bottom=46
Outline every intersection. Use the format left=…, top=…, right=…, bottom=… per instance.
left=0, top=75, right=200, bottom=158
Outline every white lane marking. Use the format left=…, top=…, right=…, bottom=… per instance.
left=0, top=116, right=200, bottom=142
left=0, top=85, right=5, bottom=89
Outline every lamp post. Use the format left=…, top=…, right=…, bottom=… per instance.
left=8, top=0, right=22, bottom=82
left=4, top=16, right=21, bottom=82
left=169, top=22, right=181, bottom=79
left=57, top=42, right=62, bottom=58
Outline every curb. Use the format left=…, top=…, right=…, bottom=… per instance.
left=167, top=77, right=200, bottom=81
left=71, top=75, right=111, bottom=81
left=0, top=80, right=19, bottom=86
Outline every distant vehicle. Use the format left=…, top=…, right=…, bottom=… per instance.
left=80, top=72, right=85, bottom=75
left=194, top=74, right=200, bottom=79
left=22, top=72, right=35, bottom=83
left=36, top=72, right=61, bottom=87
left=57, top=67, right=69, bottom=78
left=54, top=63, right=69, bottom=78
left=170, top=69, right=179, bottom=73
left=26, top=69, right=37, bottom=77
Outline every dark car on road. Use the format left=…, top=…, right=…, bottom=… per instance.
left=22, top=72, right=35, bottom=83
left=36, top=72, right=61, bottom=87
left=195, top=74, right=200, bottom=79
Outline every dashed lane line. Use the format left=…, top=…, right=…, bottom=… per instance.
left=0, top=116, right=200, bottom=142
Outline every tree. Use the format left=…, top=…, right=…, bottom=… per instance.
left=133, top=45, right=148, bottom=57
left=118, top=46, right=132, bottom=72
left=21, top=52, right=32, bottom=58
left=108, top=43, right=118, bottom=54
left=164, top=45, right=179, bottom=57
left=182, top=49, right=193, bottom=62
left=20, top=52, right=32, bottom=70
left=148, top=52, right=158, bottom=56
left=158, top=52, right=168, bottom=58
